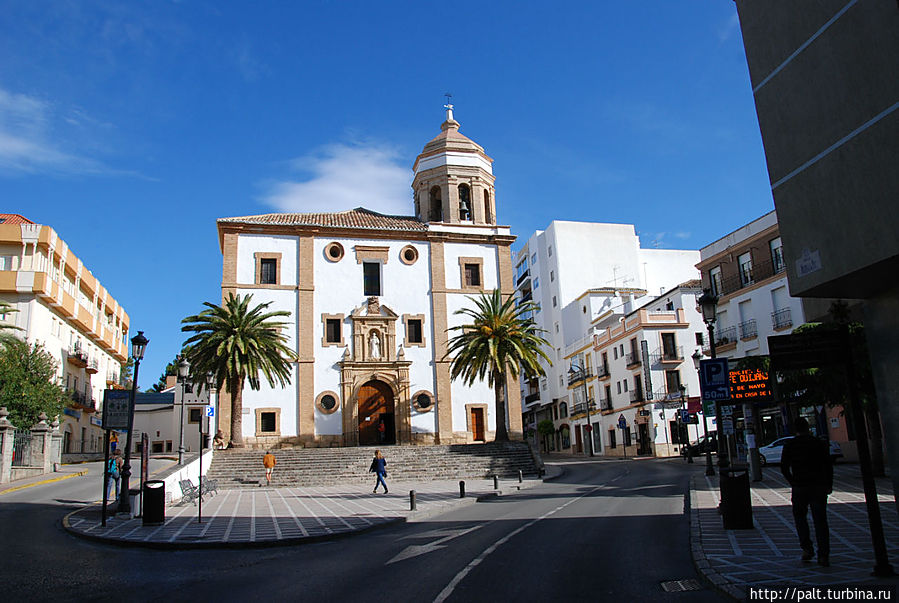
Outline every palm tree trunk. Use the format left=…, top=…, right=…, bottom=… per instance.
left=494, top=371, right=509, bottom=442
left=230, top=376, right=244, bottom=448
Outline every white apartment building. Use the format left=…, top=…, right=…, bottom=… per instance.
left=515, top=221, right=700, bottom=452
left=132, top=376, right=213, bottom=455
left=562, top=282, right=707, bottom=458
left=0, top=214, right=130, bottom=455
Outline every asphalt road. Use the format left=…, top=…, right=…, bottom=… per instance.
left=4, top=457, right=725, bottom=602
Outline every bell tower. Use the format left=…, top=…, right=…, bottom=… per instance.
left=412, top=104, right=497, bottom=225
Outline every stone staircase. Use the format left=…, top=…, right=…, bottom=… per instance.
left=206, top=442, right=540, bottom=489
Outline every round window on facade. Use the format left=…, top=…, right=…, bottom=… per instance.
left=412, top=390, right=434, bottom=413
left=400, top=245, right=419, bottom=265
left=325, top=242, right=344, bottom=262
left=315, top=391, right=340, bottom=414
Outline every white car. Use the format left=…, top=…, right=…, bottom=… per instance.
left=757, top=436, right=843, bottom=465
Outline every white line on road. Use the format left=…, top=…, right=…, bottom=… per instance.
left=432, top=471, right=627, bottom=603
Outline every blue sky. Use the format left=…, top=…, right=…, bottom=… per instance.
left=1, top=1, right=774, bottom=388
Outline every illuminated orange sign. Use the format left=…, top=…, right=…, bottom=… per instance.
left=728, top=368, right=771, bottom=401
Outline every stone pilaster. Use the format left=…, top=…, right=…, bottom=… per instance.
left=30, top=413, right=52, bottom=473
left=0, top=408, right=14, bottom=483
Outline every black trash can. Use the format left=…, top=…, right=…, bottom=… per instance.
left=143, top=480, right=165, bottom=526
left=720, top=466, right=753, bottom=529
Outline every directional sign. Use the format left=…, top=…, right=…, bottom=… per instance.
left=699, top=358, right=730, bottom=402
left=102, top=390, right=131, bottom=430
left=206, top=405, right=215, bottom=417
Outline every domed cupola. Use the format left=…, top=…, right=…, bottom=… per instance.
left=412, top=104, right=497, bottom=225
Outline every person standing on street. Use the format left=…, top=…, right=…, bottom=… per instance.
left=369, top=449, right=388, bottom=494
left=781, top=417, right=834, bottom=566
left=263, top=450, right=276, bottom=486
left=106, top=449, right=123, bottom=501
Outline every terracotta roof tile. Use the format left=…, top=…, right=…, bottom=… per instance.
left=219, top=207, right=428, bottom=232
left=0, top=214, right=34, bottom=225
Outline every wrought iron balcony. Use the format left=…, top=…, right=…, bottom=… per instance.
left=772, top=307, right=792, bottom=330
left=66, top=345, right=88, bottom=368
left=525, top=392, right=540, bottom=405
left=739, top=319, right=758, bottom=340
left=596, top=365, right=611, bottom=379
left=629, top=390, right=645, bottom=403
left=625, top=352, right=641, bottom=368
left=86, top=358, right=99, bottom=374
left=568, top=369, right=593, bottom=386
left=598, top=397, right=613, bottom=411
left=715, top=326, right=737, bottom=347
left=572, top=401, right=596, bottom=416
left=652, top=346, right=684, bottom=364
left=709, top=256, right=786, bottom=298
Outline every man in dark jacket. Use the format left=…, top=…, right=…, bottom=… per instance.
left=781, top=417, right=834, bottom=566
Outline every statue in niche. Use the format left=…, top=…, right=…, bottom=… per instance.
left=369, top=331, right=381, bottom=359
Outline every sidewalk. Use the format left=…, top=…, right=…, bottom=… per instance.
left=64, top=469, right=558, bottom=549
left=691, top=463, right=899, bottom=599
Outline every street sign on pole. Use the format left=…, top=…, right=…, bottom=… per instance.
left=699, top=358, right=730, bottom=402
left=102, top=390, right=131, bottom=430
left=618, top=414, right=627, bottom=430
left=205, top=405, right=215, bottom=417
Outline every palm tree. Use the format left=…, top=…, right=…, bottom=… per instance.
left=446, top=289, right=551, bottom=442
left=181, top=293, right=295, bottom=448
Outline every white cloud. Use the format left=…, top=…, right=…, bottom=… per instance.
left=0, top=87, right=113, bottom=175
left=717, top=14, right=740, bottom=43
left=262, top=143, right=412, bottom=215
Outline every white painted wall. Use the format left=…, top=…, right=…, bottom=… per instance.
left=236, top=234, right=299, bottom=286
left=442, top=242, right=499, bottom=291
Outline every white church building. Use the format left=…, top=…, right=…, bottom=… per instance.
left=215, top=108, right=522, bottom=448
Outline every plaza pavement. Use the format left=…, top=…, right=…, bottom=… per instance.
left=63, top=471, right=554, bottom=549
left=691, top=462, right=899, bottom=599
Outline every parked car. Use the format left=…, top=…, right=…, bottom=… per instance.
left=681, top=433, right=717, bottom=459
left=757, top=437, right=844, bottom=465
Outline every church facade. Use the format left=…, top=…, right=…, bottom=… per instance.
left=215, top=108, right=522, bottom=448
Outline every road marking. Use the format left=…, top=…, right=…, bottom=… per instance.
left=0, top=470, right=88, bottom=495
left=388, top=526, right=484, bottom=564
left=433, top=471, right=627, bottom=603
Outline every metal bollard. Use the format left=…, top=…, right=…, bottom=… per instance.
left=410, top=490, right=416, bottom=511
left=459, top=480, right=466, bottom=498
left=493, top=475, right=499, bottom=490
left=518, top=470, right=523, bottom=483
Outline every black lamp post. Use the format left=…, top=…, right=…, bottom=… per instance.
left=568, top=365, right=594, bottom=457
left=679, top=384, right=692, bottom=463
left=698, top=289, right=727, bottom=468
left=177, top=356, right=190, bottom=465
left=692, top=348, right=716, bottom=476
left=117, top=330, right=148, bottom=515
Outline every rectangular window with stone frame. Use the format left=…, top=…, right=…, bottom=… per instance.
left=458, top=256, right=484, bottom=291
left=403, top=314, right=426, bottom=347
left=321, top=314, right=345, bottom=347
left=363, top=262, right=381, bottom=296
left=254, top=252, right=282, bottom=286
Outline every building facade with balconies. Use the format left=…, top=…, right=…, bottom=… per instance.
left=0, top=214, right=130, bottom=457
left=513, top=220, right=701, bottom=453
left=565, top=282, right=706, bottom=458
left=697, top=211, right=804, bottom=360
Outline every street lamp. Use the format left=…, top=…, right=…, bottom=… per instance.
left=692, top=349, right=715, bottom=476
left=679, top=384, right=692, bottom=463
left=698, top=289, right=727, bottom=468
left=568, top=364, right=594, bottom=457
left=117, top=330, right=148, bottom=515
left=177, top=356, right=190, bottom=465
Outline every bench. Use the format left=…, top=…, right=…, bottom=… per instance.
left=178, top=479, right=202, bottom=505
left=199, top=476, right=218, bottom=497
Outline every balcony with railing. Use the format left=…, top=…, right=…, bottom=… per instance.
left=772, top=307, right=792, bottom=330
left=715, top=325, right=737, bottom=348
left=524, top=392, right=540, bottom=405
left=711, top=256, right=787, bottom=298
left=625, top=351, right=641, bottom=368
left=571, top=401, right=596, bottom=416
left=66, top=345, right=88, bottom=368
left=67, top=388, right=96, bottom=410
left=598, top=397, right=613, bottom=412
left=629, top=390, right=645, bottom=403
left=739, top=319, right=758, bottom=340
left=652, top=386, right=688, bottom=403
left=652, top=346, right=684, bottom=364
left=86, top=357, right=99, bottom=374
left=596, top=365, right=611, bottom=380
left=567, top=369, right=593, bottom=386
left=106, top=370, right=119, bottom=386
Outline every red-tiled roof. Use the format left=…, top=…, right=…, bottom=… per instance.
left=219, top=207, right=428, bottom=232
left=0, top=214, right=34, bottom=224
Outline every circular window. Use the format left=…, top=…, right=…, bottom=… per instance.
left=400, top=245, right=419, bottom=265
left=315, top=391, right=340, bottom=414
left=412, top=390, right=434, bottom=413
left=325, top=242, right=344, bottom=262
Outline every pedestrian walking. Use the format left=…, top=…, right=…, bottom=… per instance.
left=106, top=449, right=123, bottom=500
left=781, top=417, right=833, bottom=566
left=369, top=449, right=388, bottom=494
left=263, top=450, right=276, bottom=486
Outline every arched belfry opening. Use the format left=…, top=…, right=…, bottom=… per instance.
left=412, top=104, right=498, bottom=226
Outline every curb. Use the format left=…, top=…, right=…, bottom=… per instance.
left=688, top=474, right=744, bottom=601
left=0, top=470, right=88, bottom=495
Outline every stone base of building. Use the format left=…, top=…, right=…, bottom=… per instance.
left=237, top=430, right=523, bottom=449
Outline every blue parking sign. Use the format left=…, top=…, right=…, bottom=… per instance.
left=699, top=358, right=730, bottom=402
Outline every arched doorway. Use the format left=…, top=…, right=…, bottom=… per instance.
left=357, top=380, right=395, bottom=446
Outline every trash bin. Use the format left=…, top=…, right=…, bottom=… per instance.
left=720, top=466, right=753, bottom=529
left=128, top=488, right=141, bottom=519
left=143, top=480, right=165, bottom=526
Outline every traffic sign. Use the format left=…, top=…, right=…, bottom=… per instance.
left=206, top=405, right=215, bottom=417
left=699, top=358, right=730, bottom=401
left=584, top=425, right=593, bottom=432
left=617, top=414, right=627, bottom=429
